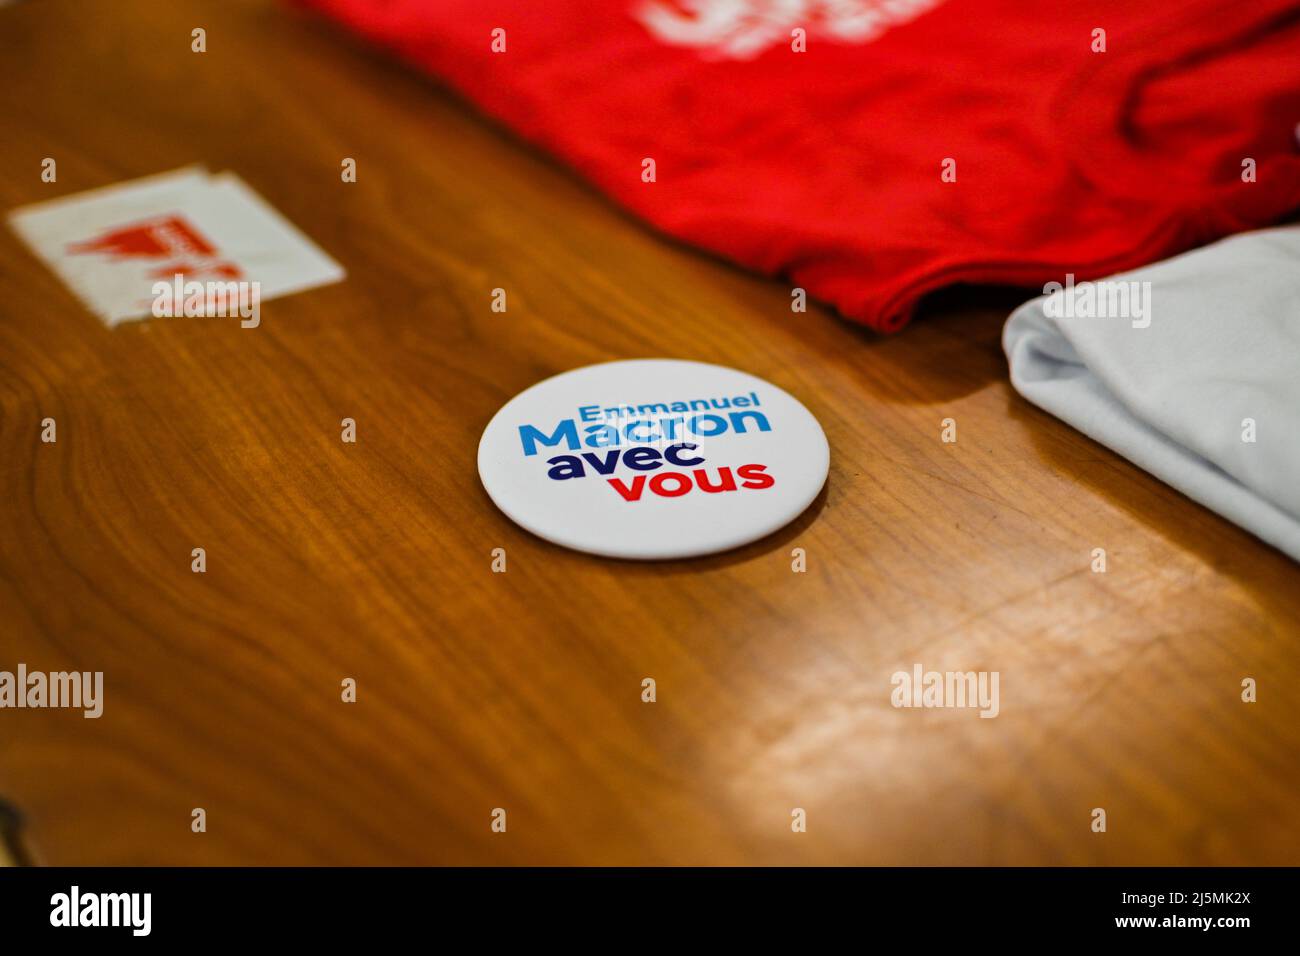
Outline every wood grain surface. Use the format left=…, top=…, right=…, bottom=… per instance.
left=1, top=0, right=1298, bottom=866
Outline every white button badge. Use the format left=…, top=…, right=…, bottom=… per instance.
left=477, top=359, right=829, bottom=559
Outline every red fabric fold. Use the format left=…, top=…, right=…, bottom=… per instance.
left=299, top=0, right=1300, bottom=331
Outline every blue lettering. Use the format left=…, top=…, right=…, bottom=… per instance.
left=728, top=410, right=770, bottom=433
left=520, top=419, right=579, bottom=456
left=689, top=413, right=728, bottom=436
left=665, top=443, right=704, bottom=466
left=624, top=420, right=659, bottom=443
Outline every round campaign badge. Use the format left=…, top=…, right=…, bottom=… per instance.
left=477, top=359, right=829, bottom=559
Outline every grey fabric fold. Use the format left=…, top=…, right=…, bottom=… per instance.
left=1004, top=225, right=1300, bottom=561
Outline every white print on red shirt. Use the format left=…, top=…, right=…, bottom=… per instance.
left=633, top=0, right=945, bottom=59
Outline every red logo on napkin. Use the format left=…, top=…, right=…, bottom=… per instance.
left=68, top=214, right=243, bottom=280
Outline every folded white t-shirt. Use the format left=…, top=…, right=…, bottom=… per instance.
left=1003, top=225, right=1300, bottom=561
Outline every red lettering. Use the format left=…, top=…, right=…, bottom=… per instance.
left=609, top=464, right=773, bottom=500
left=693, top=467, right=737, bottom=493
left=649, top=472, right=692, bottom=497
left=607, top=476, right=647, bottom=501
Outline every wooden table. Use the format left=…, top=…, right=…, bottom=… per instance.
left=1, top=0, right=1297, bottom=866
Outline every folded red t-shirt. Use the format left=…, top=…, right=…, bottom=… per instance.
left=299, top=0, right=1300, bottom=331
